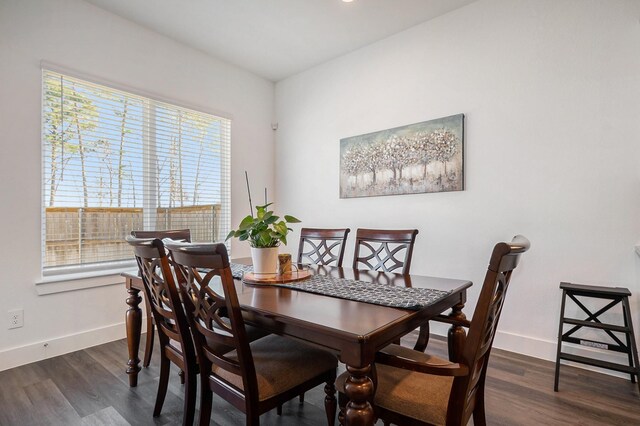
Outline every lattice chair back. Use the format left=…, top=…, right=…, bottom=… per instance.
left=297, top=228, right=351, bottom=267
left=352, top=228, right=419, bottom=274
left=448, top=235, right=530, bottom=425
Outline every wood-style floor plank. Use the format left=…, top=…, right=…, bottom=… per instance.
left=80, top=406, right=131, bottom=426
left=23, top=379, right=83, bottom=426
left=1, top=332, right=639, bottom=425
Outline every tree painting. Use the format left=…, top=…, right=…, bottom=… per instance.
left=340, top=114, right=464, bottom=198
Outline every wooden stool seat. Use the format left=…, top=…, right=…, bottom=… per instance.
left=554, top=281, right=640, bottom=393
left=559, top=282, right=631, bottom=298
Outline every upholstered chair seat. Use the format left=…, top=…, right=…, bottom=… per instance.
left=214, top=335, right=338, bottom=401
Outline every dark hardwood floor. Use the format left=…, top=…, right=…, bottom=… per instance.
left=1, top=332, right=638, bottom=425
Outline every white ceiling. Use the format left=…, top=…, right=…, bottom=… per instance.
left=85, top=0, right=477, bottom=81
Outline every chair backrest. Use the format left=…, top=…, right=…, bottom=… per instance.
left=297, top=228, right=351, bottom=267
left=131, top=229, right=191, bottom=242
left=352, top=228, right=419, bottom=274
left=125, top=236, right=196, bottom=362
left=448, top=235, right=530, bottom=425
left=166, top=242, right=259, bottom=403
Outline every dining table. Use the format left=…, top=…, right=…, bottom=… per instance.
left=122, top=259, right=472, bottom=426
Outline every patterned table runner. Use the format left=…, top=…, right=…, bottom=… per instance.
left=231, top=263, right=253, bottom=279
left=272, top=274, right=451, bottom=310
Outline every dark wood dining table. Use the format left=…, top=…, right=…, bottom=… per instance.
left=123, top=259, right=472, bottom=426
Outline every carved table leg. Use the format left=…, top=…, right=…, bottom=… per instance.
left=126, top=286, right=142, bottom=387
left=344, top=364, right=375, bottom=426
left=448, top=302, right=467, bottom=363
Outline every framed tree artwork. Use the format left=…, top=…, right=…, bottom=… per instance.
left=340, top=114, right=464, bottom=198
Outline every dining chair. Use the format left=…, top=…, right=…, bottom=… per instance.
left=126, top=236, right=197, bottom=426
left=167, top=241, right=339, bottom=426
left=352, top=228, right=428, bottom=349
left=297, top=228, right=351, bottom=267
left=337, top=235, right=530, bottom=426
left=352, top=228, right=419, bottom=274
left=131, top=229, right=191, bottom=369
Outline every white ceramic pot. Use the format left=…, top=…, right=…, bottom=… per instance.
left=250, top=246, right=279, bottom=276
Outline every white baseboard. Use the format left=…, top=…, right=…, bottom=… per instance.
left=0, top=320, right=147, bottom=372
left=493, top=329, right=632, bottom=379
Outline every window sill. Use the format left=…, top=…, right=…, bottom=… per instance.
left=36, top=266, right=138, bottom=295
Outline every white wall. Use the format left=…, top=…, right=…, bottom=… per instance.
left=0, top=0, right=275, bottom=369
left=275, top=0, right=640, bottom=364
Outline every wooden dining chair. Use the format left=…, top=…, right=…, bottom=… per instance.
left=337, top=235, right=530, bottom=426
left=297, top=228, right=351, bottom=267
left=352, top=228, right=419, bottom=274
left=167, top=241, right=339, bottom=426
left=126, top=236, right=197, bottom=426
left=131, top=229, right=191, bottom=368
left=352, top=228, right=428, bottom=349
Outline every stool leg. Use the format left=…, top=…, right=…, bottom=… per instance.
left=622, top=301, right=636, bottom=383
left=554, top=289, right=568, bottom=392
left=622, top=297, right=640, bottom=392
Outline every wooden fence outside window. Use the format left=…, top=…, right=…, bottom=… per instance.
left=44, top=204, right=221, bottom=268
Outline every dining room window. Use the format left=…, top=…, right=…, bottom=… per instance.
left=41, top=69, right=231, bottom=277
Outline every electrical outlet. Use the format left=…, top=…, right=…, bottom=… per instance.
left=8, top=309, right=23, bottom=329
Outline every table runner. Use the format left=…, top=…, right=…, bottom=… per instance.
left=272, top=274, right=451, bottom=310
left=231, top=263, right=253, bottom=279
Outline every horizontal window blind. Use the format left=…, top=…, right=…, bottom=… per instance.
left=42, top=70, right=231, bottom=275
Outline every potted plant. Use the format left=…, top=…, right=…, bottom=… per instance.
left=226, top=203, right=301, bottom=275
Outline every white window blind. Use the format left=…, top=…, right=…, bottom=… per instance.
left=42, top=70, right=231, bottom=276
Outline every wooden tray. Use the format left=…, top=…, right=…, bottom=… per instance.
left=242, top=269, right=312, bottom=285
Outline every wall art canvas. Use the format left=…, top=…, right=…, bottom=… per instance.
left=340, top=114, right=464, bottom=198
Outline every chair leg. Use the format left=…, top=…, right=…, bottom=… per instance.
left=324, top=380, right=337, bottom=426
left=277, top=404, right=282, bottom=415
left=413, top=323, right=430, bottom=352
left=142, top=297, right=154, bottom=368
left=473, top=403, right=487, bottom=426
left=143, top=320, right=154, bottom=367
left=179, top=370, right=185, bottom=385
left=198, top=375, right=213, bottom=426
left=153, top=354, right=170, bottom=417
left=182, top=368, right=197, bottom=426
left=246, top=411, right=260, bottom=426
left=473, top=376, right=487, bottom=426
left=338, top=392, right=347, bottom=426
left=299, top=392, right=305, bottom=404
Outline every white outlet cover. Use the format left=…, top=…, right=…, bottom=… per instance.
left=8, top=309, right=23, bottom=329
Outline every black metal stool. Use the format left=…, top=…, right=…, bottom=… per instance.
left=554, top=282, right=640, bottom=392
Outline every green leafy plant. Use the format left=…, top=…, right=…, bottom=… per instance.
left=226, top=203, right=301, bottom=248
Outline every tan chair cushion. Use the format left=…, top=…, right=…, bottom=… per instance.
left=213, top=335, right=338, bottom=401
left=336, top=344, right=454, bottom=426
